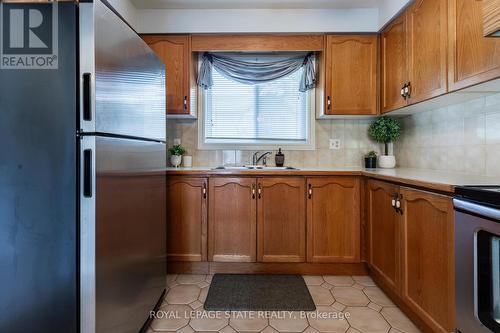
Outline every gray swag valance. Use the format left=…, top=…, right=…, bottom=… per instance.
left=197, top=52, right=316, bottom=92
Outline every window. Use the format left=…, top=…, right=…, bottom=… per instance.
left=200, top=58, right=314, bottom=149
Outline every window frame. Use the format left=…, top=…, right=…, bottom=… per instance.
left=197, top=61, right=316, bottom=151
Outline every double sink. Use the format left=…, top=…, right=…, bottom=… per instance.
left=212, top=165, right=299, bottom=171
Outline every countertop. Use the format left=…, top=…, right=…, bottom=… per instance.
left=165, top=167, right=500, bottom=193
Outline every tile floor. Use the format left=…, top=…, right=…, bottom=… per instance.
left=147, top=274, right=421, bottom=333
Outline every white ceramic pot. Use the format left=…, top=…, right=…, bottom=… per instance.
left=170, top=155, right=182, bottom=167
left=183, top=155, right=193, bottom=168
left=379, top=155, right=396, bottom=168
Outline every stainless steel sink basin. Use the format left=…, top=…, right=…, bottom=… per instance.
left=212, top=165, right=299, bottom=171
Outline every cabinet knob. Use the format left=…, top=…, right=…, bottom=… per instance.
left=252, top=184, right=256, bottom=199
left=258, top=184, right=262, bottom=199
left=401, top=84, right=407, bottom=100
left=202, top=183, right=207, bottom=199
left=327, top=96, right=331, bottom=110
left=183, top=96, right=187, bottom=110
left=308, top=184, right=312, bottom=199
left=405, top=82, right=411, bottom=98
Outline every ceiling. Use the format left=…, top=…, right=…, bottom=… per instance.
left=131, top=0, right=382, bottom=10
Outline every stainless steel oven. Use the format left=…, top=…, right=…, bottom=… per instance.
left=455, top=186, right=500, bottom=333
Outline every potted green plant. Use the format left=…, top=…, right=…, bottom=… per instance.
left=368, top=116, right=401, bottom=168
left=168, top=144, right=186, bottom=167
left=364, top=151, right=378, bottom=169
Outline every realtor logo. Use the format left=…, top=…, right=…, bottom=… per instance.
left=0, top=3, right=58, bottom=69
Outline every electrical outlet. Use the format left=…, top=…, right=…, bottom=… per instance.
left=329, top=139, right=341, bottom=150
left=173, top=138, right=181, bottom=145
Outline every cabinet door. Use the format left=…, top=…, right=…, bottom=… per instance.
left=449, top=0, right=500, bottom=91
left=143, top=35, right=191, bottom=115
left=208, top=177, right=257, bottom=262
left=307, top=177, right=361, bottom=263
left=407, top=0, right=448, bottom=104
left=325, top=35, right=378, bottom=115
left=400, top=188, right=454, bottom=333
left=166, top=177, right=207, bottom=261
left=367, top=180, right=401, bottom=293
left=381, top=15, right=408, bottom=113
left=257, top=177, right=306, bottom=262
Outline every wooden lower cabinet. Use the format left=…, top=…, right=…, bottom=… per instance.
left=166, top=177, right=207, bottom=261
left=400, top=187, right=454, bottom=333
left=306, top=177, right=361, bottom=263
left=367, top=180, right=401, bottom=294
left=257, top=177, right=306, bottom=262
left=208, top=177, right=257, bottom=262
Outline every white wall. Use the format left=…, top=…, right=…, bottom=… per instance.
left=110, top=0, right=411, bottom=33
left=378, top=0, right=412, bottom=29
left=135, top=8, right=379, bottom=33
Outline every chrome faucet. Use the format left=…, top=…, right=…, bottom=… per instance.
left=252, top=151, right=272, bottom=166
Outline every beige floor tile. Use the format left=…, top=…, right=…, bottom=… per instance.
left=150, top=304, right=191, bottom=331
left=303, top=327, right=320, bottom=333
left=269, top=312, right=309, bottom=332
left=308, top=285, right=335, bottom=306
left=323, top=276, right=355, bottom=287
left=189, top=313, right=229, bottom=331
left=166, top=274, right=178, bottom=285
left=331, top=287, right=370, bottom=306
left=178, top=325, right=195, bottom=333
left=177, top=274, right=206, bottom=285
left=307, top=306, right=350, bottom=333
left=352, top=276, right=376, bottom=287
left=345, top=307, right=390, bottom=333
left=189, top=300, right=203, bottom=309
left=347, top=328, right=362, bottom=333
left=199, top=287, right=209, bottom=302
left=363, top=287, right=394, bottom=307
left=198, top=281, right=210, bottom=288
left=205, top=275, right=214, bottom=283
left=303, top=275, right=325, bottom=286
left=261, top=326, right=279, bottom=333
left=321, top=282, right=334, bottom=289
left=352, top=283, right=365, bottom=290
left=229, top=315, right=268, bottom=331
left=389, top=329, right=404, bottom=333
left=381, top=308, right=421, bottom=333
left=367, top=302, right=382, bottom=312
left=166, top=285, right=201, bottom=305
left=219, top=325, right=236, bottom=333
left=332, top=302, right=346, bottom=312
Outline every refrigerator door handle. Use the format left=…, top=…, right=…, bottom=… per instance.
left=82, top=73, right=92, bottom=121
left=83, top=149, right=93, bottom=197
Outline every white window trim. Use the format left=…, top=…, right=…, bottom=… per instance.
left=197, top=81, right=316, bottom=151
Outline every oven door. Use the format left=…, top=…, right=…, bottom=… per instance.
left=455, top=199, right=500, bottom=333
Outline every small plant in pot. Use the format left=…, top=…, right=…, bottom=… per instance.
left=169, top=144, right=186, bottom=167
left=368, top=116, right=402, bottom=169
left=364, top=151, right=378, bottom=169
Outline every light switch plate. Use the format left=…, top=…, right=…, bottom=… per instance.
left=329, top=139, right=341, bottom=150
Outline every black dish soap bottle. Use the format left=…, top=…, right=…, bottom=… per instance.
left=275, top=148, right=285, bottom=167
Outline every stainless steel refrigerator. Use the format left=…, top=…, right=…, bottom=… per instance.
left=0, top=1, right=167, bottom=333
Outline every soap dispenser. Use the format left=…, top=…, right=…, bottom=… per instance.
left=275, top=148, right=285, bottom=167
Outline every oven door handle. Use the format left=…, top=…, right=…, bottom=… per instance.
left=454, top=198, right=500, bottom=222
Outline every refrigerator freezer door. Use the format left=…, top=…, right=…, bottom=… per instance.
left=79, top=0, right=166, bottom=141
left=80, top=136, right=166, bottom=333
left=0, top=3, right=78, bottom=333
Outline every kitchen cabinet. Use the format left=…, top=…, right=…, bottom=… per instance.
left=407, top=0, right=448, bottom=103
left=324, top=35, right=378, bottom=115
left=367, top=179, right=455, bottom=333
left=306, top=177, right=361, bottom=263
left=208, top=177, right=257, bottom=262
left=367, top=180, right=401, bottom=294
left=166, top=177, right=207, bottom=261
left=448, top=0, right=500, bottom=91
left=381, top=15, right=408, bottom=113
left=400, top=187, right=454, bottom=333
left=483, top=0, right=500, bottom=37
left=257, top=177, right=306, bottom=262
left=142, top=35, right=194, bottom=116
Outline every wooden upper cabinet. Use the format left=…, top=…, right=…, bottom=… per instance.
left=367, top=180, right=401, bottom=294
left=325, top=35, right=378, bottom=115
left=208, top=177, right=257, bottom=262
left=381, top=15, right=408, bottom=113
left=142, top=35, right=192, bottom=115
left=257, top=177, right=306, bottom=263
left=166, top=177, right=207, bottom=261
left=400, top=188, right=454, bottom=333
left=407, top=0, right=448, bottom=103
left=483, top=0, right=500, bottom=37
left=449, top=0, right=500, bottom=90
left=306, top=177, right=361, bottom=263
